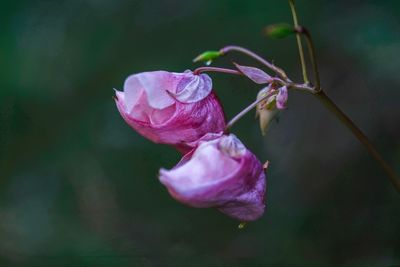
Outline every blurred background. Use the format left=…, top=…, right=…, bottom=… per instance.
left=1, top=0, right=399, bottom=266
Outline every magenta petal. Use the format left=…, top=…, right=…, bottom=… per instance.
left=234, top=63, right=272, bottom=84
left=159, top=134, right=267, bottom=221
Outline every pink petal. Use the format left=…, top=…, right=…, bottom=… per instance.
left=167, top=73, right=212, bottom=104
left=124, top=71, right=181, bottom=110
left=115, top=89, right=226, bottom=150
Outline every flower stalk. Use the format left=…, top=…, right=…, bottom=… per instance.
left=219, top=45, right=290, bottom=81
left=287, top=0, right=400, bottom=192
left=289, top=0, right=309, bottom=84
left=193, top=66, right=242, bottom=76
left=314, top=91, right=400, bottom=192
left=225, top=90, right=273, bottom=131
left=202, top=31, right=400, bottom=192
left=295, top=26, right=321, bottom=91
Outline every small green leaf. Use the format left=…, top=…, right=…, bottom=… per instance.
left=264, top=23, right=295, bottom=39
left=193, top=50, right=222, bottom=63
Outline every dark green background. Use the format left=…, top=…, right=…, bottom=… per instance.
left=1, top=0, right=399, bottom=266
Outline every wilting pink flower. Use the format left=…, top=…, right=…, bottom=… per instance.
left=159, top=134, right=266, bottom=221
left=115, top=70, right=226, bottom=152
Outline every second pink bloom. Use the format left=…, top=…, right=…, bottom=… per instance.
left=159, top=134, right=266, bottom=221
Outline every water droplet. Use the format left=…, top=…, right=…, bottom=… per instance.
left=238, top=222, right=246, bottom=229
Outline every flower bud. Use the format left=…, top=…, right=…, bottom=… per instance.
left=258, top=109, right=277, bottom=136
left=193, top=50, right=222, bottom=65
left=264, top=23, right=295, bottom=39
left=115, top=70, right=226, bottom=152
left=256, top=87, right=277, bottom=135
left=159, top=134, right=266, bottom=221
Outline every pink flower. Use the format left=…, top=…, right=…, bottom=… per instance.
left=159, top=134, right=266, bottom=221
left=115, top=70, right=226, bottom=152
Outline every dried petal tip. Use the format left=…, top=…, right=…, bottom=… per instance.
left=218, top=134, right=246, bottom=158
left=193, top=50, right=222, bottom=63
left=263, top=160, right=270, bottom=170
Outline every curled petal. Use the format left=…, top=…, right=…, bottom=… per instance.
left=124, top=71, right=178, bottom=110
left=218, top=134, right=246, bottom=158
left=167, top=73, right=212, bottom=103
left=159, top=134, right=266, bottom=221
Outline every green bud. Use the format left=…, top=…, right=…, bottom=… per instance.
left=258, top=108, right=277, bottom=136
left=193, top=50, right=222, bottom=63
left=264, top=23, right=295, bottom=39
left=256, top=88, right=278, bottom=136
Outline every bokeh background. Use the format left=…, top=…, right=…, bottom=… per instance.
left=1, top=0, right=399, bottom=266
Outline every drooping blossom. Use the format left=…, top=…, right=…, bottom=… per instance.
left=159, top=134, right=266, bottom=221
left=115, top=70, right=226, bottom=152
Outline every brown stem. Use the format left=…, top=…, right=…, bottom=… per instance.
left=314, top=90, right=400, bottom=193
left=193, top=66, right=242, bottom=76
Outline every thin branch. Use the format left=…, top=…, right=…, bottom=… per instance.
left=193, top=66, right=243, bottom=76
left=296, top=26, right=321, bottom=91
left=219, top=45, right=290, bottom=81
left=225, top=92, right=272, bottom=131
left=287, top=82, right=315, bottom=93
left=314, top=90, right=400, bottom=193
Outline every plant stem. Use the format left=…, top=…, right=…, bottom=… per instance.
left=219, top=45, right=289, bottom=81
left=225, top=92, right=272, bottom=131
left=314, top=90, right=400, bottom=193
left=296, top=26, right=321, bottom=91
left=287, top=1, right=398, bottom=191
left=193, top=66, right=242, bottom=76
left=289, top=0, right=309, bottom=84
